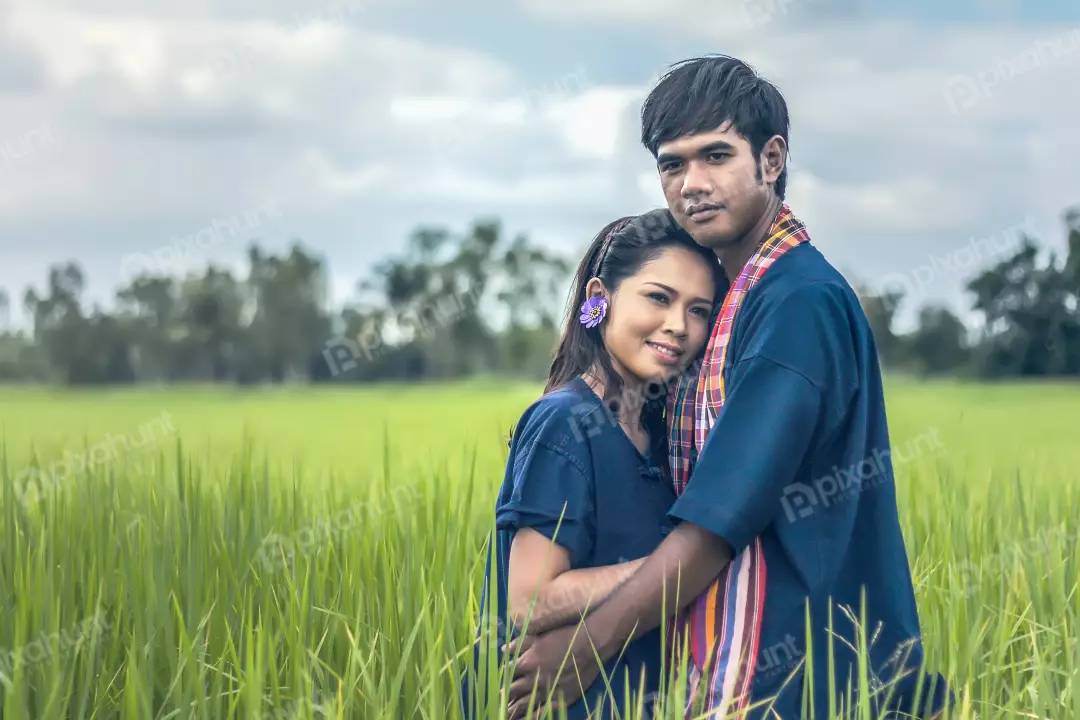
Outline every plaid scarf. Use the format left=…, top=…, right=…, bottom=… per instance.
left=666, top=203, right=812, bottom=717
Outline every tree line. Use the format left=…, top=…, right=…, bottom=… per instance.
left=860, top=206, right=1080, bottom=378
left=0, top=207, right=1077, bottom=386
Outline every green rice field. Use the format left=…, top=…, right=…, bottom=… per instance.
left=0, top=377, right=1077, bottom=718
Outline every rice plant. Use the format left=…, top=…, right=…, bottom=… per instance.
left=0, top=379, right=1075, bottom=718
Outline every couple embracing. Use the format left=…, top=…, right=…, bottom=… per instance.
left=462, top=55, right=953, bottom=720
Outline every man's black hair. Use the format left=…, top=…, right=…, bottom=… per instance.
left=640, top=54, right=790, bottom=199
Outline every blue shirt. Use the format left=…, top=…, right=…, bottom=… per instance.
left=669, top=243, right=952, bottom=718
left=462, top=376, right=675, bottom=719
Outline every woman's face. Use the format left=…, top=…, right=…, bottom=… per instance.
left=597, top=245, right=716, bottom=386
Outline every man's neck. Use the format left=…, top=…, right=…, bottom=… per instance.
left=715, top=195, right=782, bottom=283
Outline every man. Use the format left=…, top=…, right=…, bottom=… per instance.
left=505, top=55, right=952, bottom=719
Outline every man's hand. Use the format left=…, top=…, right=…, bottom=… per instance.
left=504, top=622, right=601, bottom=719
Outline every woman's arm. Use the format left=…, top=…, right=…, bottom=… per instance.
left=507, top=528, right=645, bottom=635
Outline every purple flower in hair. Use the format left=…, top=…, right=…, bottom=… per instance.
left=579, top=296, right=607, bottom=328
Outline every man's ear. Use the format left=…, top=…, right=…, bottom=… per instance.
left=760, top=134, right=787, bottom=185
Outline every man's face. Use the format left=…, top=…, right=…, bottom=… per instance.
left=655, top=122, right=779, bottom=251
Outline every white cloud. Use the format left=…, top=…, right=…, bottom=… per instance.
left=617, top=17, right=1078, bottom=242
left=0, top=2, right=514, bottom=220
left=300, top=150, right=390, bottom=197
left=519, top=0, right=765, bottom=36
left=543, top=86, right=645, bottom=160
left=419, top=168, right=613, bottom=205
left=509, top=3, right=1078, bottom=323
left=1, top=0, right=1077, bottom=333
left=786, top=173, right=983, bottom=236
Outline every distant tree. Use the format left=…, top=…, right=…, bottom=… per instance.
left=115, top=275, right=179, bottom=381
left=497, top=232, right=572, bottom=374
left=905, top=305, right=971, bottom=376
left=3, top=203, right=1076, bottom=386
left=855, top=283, right=906, bottom=368
left=966, top=225, right=1079, bottom=377
left=24, top=263, right=89, bottom=383
left=245, top=243, right=331, bottom=383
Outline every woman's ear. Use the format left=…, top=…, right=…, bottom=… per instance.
left=584, top=277, right=607, bottom=299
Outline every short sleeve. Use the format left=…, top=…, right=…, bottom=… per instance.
left=736, top=281, right=859, bottom=396
left=668, top=283, right=856, bottom=552
left=496, top=440, right=594, bottom=568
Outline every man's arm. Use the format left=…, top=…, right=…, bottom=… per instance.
left=583, top=520, right=732, bottom=660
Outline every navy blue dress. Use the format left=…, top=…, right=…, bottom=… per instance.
left=462, top=376, right=676, bottom=719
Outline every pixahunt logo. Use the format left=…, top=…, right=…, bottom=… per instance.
left=780, top=428, right=943, bottom=523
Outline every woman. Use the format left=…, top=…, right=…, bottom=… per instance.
left=462, top=209, right=726, bottom=719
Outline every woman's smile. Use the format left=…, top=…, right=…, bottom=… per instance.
left=645, top=340, right=683, bottom=365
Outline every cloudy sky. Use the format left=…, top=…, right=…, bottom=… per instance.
left=1, top=0, right=1078, bottom=331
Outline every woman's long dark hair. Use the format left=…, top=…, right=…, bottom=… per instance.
left=543, top=208, right=728, bottom=449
